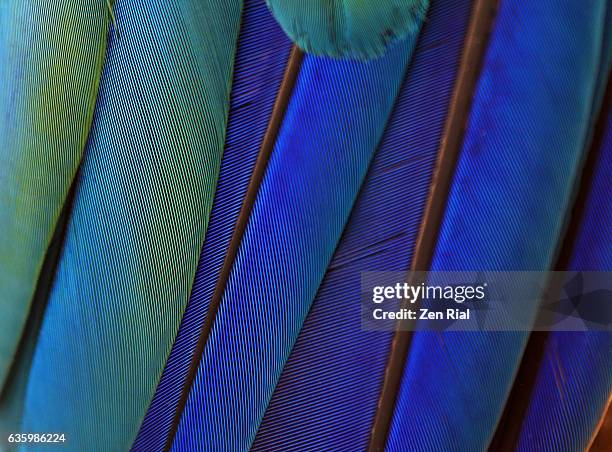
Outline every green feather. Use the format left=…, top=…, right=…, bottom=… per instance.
left=0, top=1, right=110, bottom=389
left=17, top=1, right=243, bottom=448
left=266, top=0, right=428, bottom=59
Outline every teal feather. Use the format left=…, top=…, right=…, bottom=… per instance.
left=17, top=0, right=242, bottom=449
left=0, top=1, right=110, bottom=390
left=266, top=0, right=428, bottom=58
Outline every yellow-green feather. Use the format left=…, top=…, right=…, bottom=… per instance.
left=18, top=1, right=243, bottom=448
left=0, top=1, right=110, bottom=389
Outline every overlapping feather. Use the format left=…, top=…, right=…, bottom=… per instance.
left=266, top=0, right=428, bottom=59
left=133, top=2, right=293, bottom=449
left=0, top=0, right=110, bottom=390
left=171, top=28, right=422, bottom=451
left=18, top=1, right=241, bottom=449
left=517, top=110, right=612, bottom=451
left=252, top=0, right=472, bottom=449
left=0, top=0, right=609, bottom=450
left=386, top=1, right=610, bottom=450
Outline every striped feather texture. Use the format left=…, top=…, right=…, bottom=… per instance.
left=0, top=0, right=109, bottom=389
left=0, top=189, right=75, bottom=442
left=19, top=1, right=241, bottom=449
left=387, top=0, right=610, bottom=450
left=172, top=32, right=423, bottom=451
left=132, top=1, right=292, bottom=449
left=252, top=0, right=472, bottom=449
left=266, top=0, right=428, bottom=58
left=517, top=107, right=612, bottom=451
left=0, top=0, right=608, bottom=449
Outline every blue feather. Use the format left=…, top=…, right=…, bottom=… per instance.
left=517, top=110, right=612, bottom=451
left=172, top=32, right=422, bottom=451
left=20, top=1, right=241, bottom=449
left=133, top=2, right=292, bottom=449
left=252, top=0, right=472, bottom=449
left=1, top=0, right=608, bottom=449
left=387, top=0, right=609, bottom=450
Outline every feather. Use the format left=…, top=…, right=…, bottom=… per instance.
left=266, top=0, right=428, bottom=59
left=171, top=26, right=423, bottom=451
left=19, top=1, right=241, bottom=449
left=386, top=0, right=610, bottom=450
left=590, top=403, right=612, bottom=451
left=0, top=182, right=76, bottom=441
left=2, top=0, right=608, bottom=449
left=251, top=0, right=472, bottom=449
left=516, top=104, right=612, bottom=451
left=0, top=0, right=110, bottom=390
left=133, top=2, right=293, bottom=449
left=491, top=10, right=611, bottom=446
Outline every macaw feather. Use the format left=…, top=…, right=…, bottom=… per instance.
left=173, top=33, right=421, bottom=452
left=266, top=0, right=428, bottom=59
left=253, top=0, right=472, bottom=449
left=0, top=0, right=610, bottom=450
left=0, top=0, right=110, bottom=390
left=19, top=1, right=242, bottom=449
left=517, top=98, right=612, bottom=452
left=387, top=1, right=610, bottom=450
left=133, top=1, right=293, bottom=448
